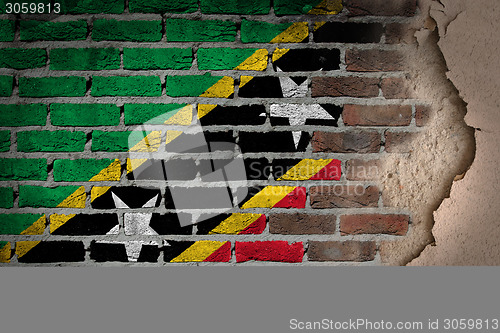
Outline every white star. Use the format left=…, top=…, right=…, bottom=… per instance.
left=266, top=104, right=336, bottom=148
left=276, top=67, right=308, bottom=98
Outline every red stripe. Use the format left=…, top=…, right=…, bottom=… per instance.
left=238, top=215, right=266, bottom=234
left=273, top=187, right=306, bottom=208
left=235, top=241, right=304, bottom=263
left=310, top=159, right=341, bottom=180
left=203, top=242, right=231, bottom=262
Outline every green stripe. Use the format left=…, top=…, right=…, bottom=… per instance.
left=19, top=186, right=81, bottom=208
left=197, top=48, right=260, bottom=70
left=0, top=214, right=44, bottom=235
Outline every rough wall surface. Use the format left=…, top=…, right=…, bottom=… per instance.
left=0, top=0, right=480, bottom=266
left=409, top=0, right=500, bottom=265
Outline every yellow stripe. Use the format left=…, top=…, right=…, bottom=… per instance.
left=307, top=0, right=343, bottom=14
left=20, top=215, right=46, bottom=235
left=313, top=21, right=326, bottom=31
left=234, top=49, right=268, bottom=71
left=91, top=186, right=111, bottom=202
left=198, top=104, right=218, bottom=119
left=50, top=214, right=75, bottom=234
left=126, top=158, right=146, bottom=174
left=16, top=241, right=40, bottom=258
left=89, top=159, right=121, bottom=181
left=57, top=186, right=86, bottom=208
left=271, top=22, right=308, bottom=43
left=208, top=213, right=262, bottom=235
left=0, top=242, right=10, bottom=263
left=165, top=130, right=183, bottom=145
left=129, top=131, right=161, bottom=152
left=164, top=104, right=193, bottom=125
left=278, top=159, right=333, bottom=181
left=239, top=75, right=254, bottom=88
left=171, top=241, right=227, bottom=262
left=272, top=48, right=290, bottom=62
left=241, top=186, right=296, bottom=209
left=200, top=76, right=234, bottom=98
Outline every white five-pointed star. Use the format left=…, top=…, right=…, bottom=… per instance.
left=98, top=192, right=160, bottom=262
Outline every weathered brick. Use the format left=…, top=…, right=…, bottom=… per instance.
left=241, top=20, right=308, bottom=43
left=163, top=240, right=230, bottom=263
left=385, top=23, right=417, bottom=44
left=17, top=131, right=86, bottom=152
left=0, top=214, right=45, bottom=235
left=0, top=76, right=13, bottom=97
left=308, top=241, right=376, bottom=262
left=0, top=158, right=47, bottom=181
left=310, top=185, right=379, bottom=208
left=384, top=131, right=418, bottom=153
left=0, top=20, right=15, bottom=42
left=314, top=22, right=383, bottom=43
left=312, top=77, right=379, bottom=97
left=312, top=131, right=381, bottom=153
left=16, top=241, right=85, bottom=263
left=0, top=241, right=10, bottom=263
left=19, top=185, right=85, bottom=208
left=344, top=0, right=417, bottom=17
left=269, top=213, right=335, bottom=234
left=416, top=105, right=431, bottom=127
left=346, top=159, right=381, bottom=181
left=0, top=104, right=47, bottom=126
left=235, top=241, right=303, bottom=263
left=129, top=0, right=197, bottom=13
left=19, top=77, right=86, bottom=97
left=124, top=104, right=190, bottom=125
left=50, top=48, right=120, bottom=70
left=50, top=104, right=120, bottom=126
left=91, top=76, right=161, bottom=97
left=0, top=131, right=9, bottom=152
left=0, top=187, right=13, bottom=208
left=53, top=159, right=120, bottom=182
left=340, top=214, right=409, bottom=235
left=201, top=0, right=270, bottom=14
left=166, top=19, right=236, bottom=42
left=124, top=48, right=192, bottom=70
left=92, top=131, right=158, bottom=152
left=93, top=19, right=162, bottom=42
left=20, top=20, right=87, bottom=41
left=343, top=105, right=412, bottom=126
left=60, top=0, right=124, bottom=14
left=198, top=48, right=268, bottom=71
left=381, top=77, right=414, bottom=99
left=346, top=49, right=405, bottom=72
left=0, top=49, right=46, bottom=69
left=166, top=74, right=233, bottom=97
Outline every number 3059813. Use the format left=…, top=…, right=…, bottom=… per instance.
left=5, top=3, right=61, bottom=14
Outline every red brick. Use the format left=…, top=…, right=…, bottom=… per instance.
left=345, top=0, right=417, bottom=17
left=346, top=159, right=381, bottom=181
left=381, top=77, right=414, bottom=99
left=385, top=23, right=417, bottom=44
left=416, top=105, right=431, bottom=127
left=346, top=49, right=405, bottom=72
left=312, top=131, right=381, bottom=153
left=343, top=104, right=412, bottom=126
left=308, top=241, right=376, bottom=262
left=384, top=131, right=418, bottom=153
left=235, top=241, right=303, bottom=263
left=312, top=77, right=379, bottom=98
left=340, top=214, right=409, bottom=235
left=310, top=185, right=379, bottom=209
left=269, top=213, right=335, bottom=234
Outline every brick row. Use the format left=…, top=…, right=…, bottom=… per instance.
left=2, top=238, right=390, bottom=263
left=0, top=0, right=416, bottom=16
